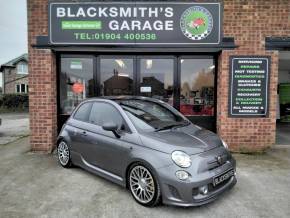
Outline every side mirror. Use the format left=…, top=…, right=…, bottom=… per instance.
left=102, top=122, right=118, bottom=131
left=102, top=122, right=120, bottom=138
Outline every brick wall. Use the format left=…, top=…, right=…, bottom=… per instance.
left=217, top=0, right=290, bottom=152
left=28, top=0, right=57, bottom=152
left=27, top=0, right=290, bottom=153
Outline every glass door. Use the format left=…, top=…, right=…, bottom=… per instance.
left=178, top=57, right=216, bottom=130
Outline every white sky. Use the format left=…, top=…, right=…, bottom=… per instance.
left=0, top=0, right=27, bottom=87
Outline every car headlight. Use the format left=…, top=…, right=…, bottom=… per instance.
left=221, top=139, right=229, bottom=150
left=171, top=151, right=191, bottom=168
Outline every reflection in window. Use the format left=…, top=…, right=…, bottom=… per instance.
left=60, top=58, right=94, bottom=115
left=100, top=59, right=133, bottom=96
left=89, top=102, right=124, bottom=128
left=180, top=59, right=215, bottom=116
left=140, top=59, right=174, bottom=105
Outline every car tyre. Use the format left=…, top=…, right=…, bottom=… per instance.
left=128, top=163, right=161, bottom=207
left=57, top=140, right=72, bottom=168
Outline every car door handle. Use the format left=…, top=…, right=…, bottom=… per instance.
left=81, top=131, right=87, bottom=136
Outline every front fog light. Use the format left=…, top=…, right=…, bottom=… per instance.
left=199, top=185, right=208, bottom=195
left=175, top=170, right=189, bottom=180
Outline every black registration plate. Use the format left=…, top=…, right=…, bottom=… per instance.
left=213, top=169, right=235, bottom=186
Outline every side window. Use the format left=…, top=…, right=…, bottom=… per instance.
left=89, top=102, right=125, bottom=130
left=74, top=102, right=92, bottom=122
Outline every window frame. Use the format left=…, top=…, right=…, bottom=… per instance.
left=17, top=62, right=28, bottom=75
left=15, top=84, right=20, bottom=93
left=15, top=83, right=28, bottom=93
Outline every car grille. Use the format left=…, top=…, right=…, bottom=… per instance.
left=207, top=153, right=229, bottom=171
left=197, top=152, right=230, bottom=173
left=192, top=148, right=235, bottom=199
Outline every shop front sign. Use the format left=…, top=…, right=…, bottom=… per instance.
left=48, top=2, right=222, bottom=45
left=229, top=56, right=270, bottom=117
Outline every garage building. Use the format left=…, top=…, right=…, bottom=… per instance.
left=28, top=0, right=290, bottom=152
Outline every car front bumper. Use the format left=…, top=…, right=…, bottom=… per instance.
left=157, top=147, right=237, bottom=207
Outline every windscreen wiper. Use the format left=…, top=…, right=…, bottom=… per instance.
left=155, top=121, right=190, bottom=132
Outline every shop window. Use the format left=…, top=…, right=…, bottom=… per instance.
left=140, top=58, right=174, bottom=105
left=100, top=58, right=134, bottom=96
left=180, top=59, right=215, bottom=116
left=17, top=62, right=28, bottom=74
left=60, top=57, right=94, bottom=115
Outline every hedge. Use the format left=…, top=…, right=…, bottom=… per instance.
left=0, top=94, right=29, bottom=109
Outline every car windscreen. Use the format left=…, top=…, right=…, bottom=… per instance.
left=118, top=100, right=188, bottom=131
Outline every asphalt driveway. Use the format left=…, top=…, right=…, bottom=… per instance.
left=0, top=112, right=29, bottom=145
left=0, top=137, right=290, bottom=218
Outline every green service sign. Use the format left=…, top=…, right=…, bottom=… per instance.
left=229, top=56, right=271, bottom=117
left=48, top=2, right=222, bottom=45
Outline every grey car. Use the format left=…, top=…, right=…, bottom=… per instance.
left=57, top=96, right=237, bottom=207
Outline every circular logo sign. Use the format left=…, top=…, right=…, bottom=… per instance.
left=180, top=6, right=213, bottom=41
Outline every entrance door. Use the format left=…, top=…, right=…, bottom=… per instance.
left=178, top=57, right=216, bottom=131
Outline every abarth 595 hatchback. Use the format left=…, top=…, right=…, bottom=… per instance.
left=57, top=96, right=237, bottom=207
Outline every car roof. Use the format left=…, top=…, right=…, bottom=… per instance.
left=83, top=96, right=164, bottom=104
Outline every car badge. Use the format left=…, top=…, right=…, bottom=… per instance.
left=216, top=156, right=223, bottom=165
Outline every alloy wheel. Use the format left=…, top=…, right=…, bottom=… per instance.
left=129, top=165, right=155, bottom=204
left=58, top=141, right=70, bottom=166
